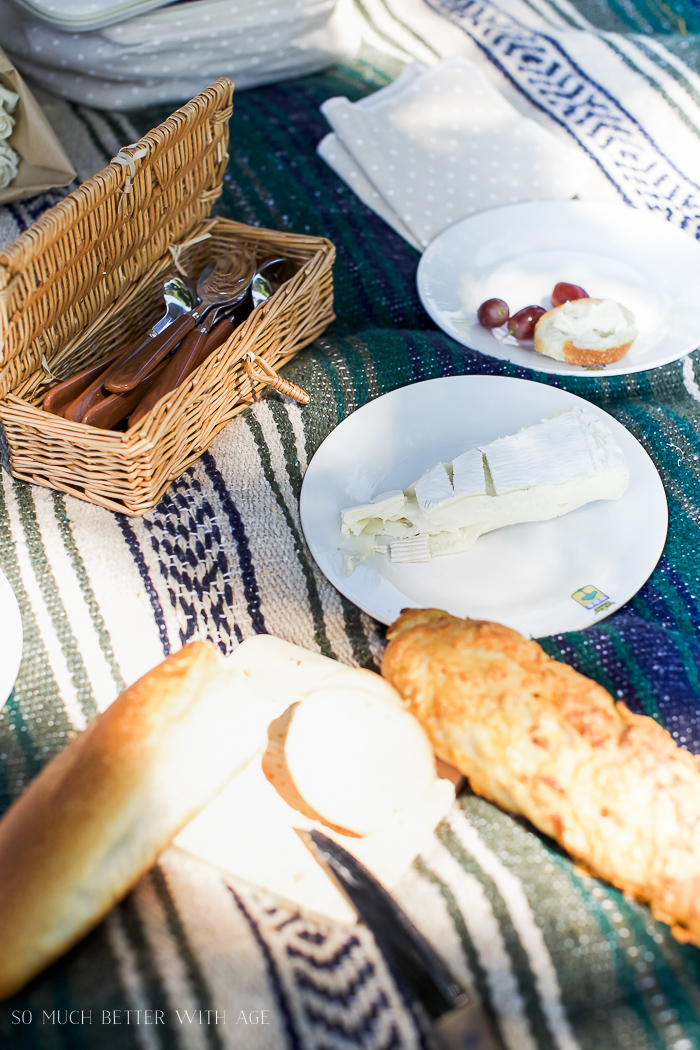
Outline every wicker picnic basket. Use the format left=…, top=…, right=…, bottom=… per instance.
left=0, top=78, right=335, bottom=515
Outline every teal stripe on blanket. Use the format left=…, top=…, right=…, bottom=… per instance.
left=5, top=5, right=700, bottom=1045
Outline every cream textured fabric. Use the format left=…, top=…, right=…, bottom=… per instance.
left=8, top=0, right=177, bottom=31
left=0, top=0, right=361, bottom=108
left=319, top=56, right=590, bottom=249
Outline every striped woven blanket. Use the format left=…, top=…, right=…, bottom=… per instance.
left=3, top=1, right=700, bottom=1047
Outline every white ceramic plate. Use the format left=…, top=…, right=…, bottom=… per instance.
left=300, top=376, right=667, bottom=637
left=0, top=567, right=22, bottom=707
left=416, top=201, right=700, bottom=377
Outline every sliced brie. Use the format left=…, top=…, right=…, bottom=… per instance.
left=414, top=462, right=454, bottom=510
left=481, top=407, right=627, bottom=494
left=339, top=407, right=629, bottom=567
left=341, top=489, right=406, bottom=537
left=452, top=448, right=488, bottom=497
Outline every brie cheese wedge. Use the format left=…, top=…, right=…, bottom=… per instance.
left=340, top=406, right=629, bottom=571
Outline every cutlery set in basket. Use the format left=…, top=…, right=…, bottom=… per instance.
left=0, top=78, right=335, bottom=515
left=40, top=251, right=309, bottom=430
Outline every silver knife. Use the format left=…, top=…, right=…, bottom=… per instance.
left=301, top=829, right=502, bottom=1050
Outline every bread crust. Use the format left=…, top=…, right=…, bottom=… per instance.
left=262, top=702, right=348, bottom=829
left=382, top=609, right=700, bottom=946
left=556, top=337, right=633, bottom=367
left=534, top=299, right=634, bottom=365
left=0, top=641, right=254, bottom=999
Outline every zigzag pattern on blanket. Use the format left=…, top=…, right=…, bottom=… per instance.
left=141, top=471, right=247, bottom=651
left=230, top=884, right=424, bottom=1048
left=428, top=0, right=700, bottom=231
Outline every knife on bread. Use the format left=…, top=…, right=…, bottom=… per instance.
left=301, top=829, right=502, bottom=1050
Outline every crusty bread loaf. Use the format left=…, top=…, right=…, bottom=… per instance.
left=533, top=297, right=636, bottom=366
left=383, top=609, right=700, bottom=946
left=0, top=633, right=432, bottom=997
left=0, top=641, right=271, bottom=1000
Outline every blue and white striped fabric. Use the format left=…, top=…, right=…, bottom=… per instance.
left=3, top=2, right=700, bottom=1048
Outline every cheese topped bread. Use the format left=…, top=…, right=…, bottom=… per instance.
left=533, top=297, right=637, bottom=366
left=382, top=609, right=700, bottom=949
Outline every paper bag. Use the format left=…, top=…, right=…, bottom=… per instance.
left=0, top=47, right=76, bottom=204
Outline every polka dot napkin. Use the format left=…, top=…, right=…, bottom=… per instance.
left=318, top=57, right=589, bottom=251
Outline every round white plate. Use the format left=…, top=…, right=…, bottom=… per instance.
left=0, top=567, right=22, bottom=707
left=416, top=201, right=700, bottom=377
left=300, top=376, right=668, bottom=637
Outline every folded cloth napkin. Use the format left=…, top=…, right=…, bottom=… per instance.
left=318, top=56, right=589, bottom=250
left=0, top=0, right=360, bottom=109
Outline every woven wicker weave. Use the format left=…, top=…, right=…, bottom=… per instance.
left=0, top=79, right=335, bottom=515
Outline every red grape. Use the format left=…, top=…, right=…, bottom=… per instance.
left=477, top=298, right=509, bottom=328
left=552, top=282, right=588, bottom=308
left=507, top=305, right=546, bottom=340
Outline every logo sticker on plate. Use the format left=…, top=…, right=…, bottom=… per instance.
left=572, top=585, right=614, bottom=614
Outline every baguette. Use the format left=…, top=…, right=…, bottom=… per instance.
left=0, top=634, right=416, bottom=998
left=383, top=608, right=700, bottom=946
left=0, top=640, right=271, bottom=1000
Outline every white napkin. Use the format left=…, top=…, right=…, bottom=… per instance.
left=319, top=56, right=589, bottom=250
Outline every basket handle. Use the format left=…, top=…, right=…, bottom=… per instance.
left=244, top=353, right=309, bottom=405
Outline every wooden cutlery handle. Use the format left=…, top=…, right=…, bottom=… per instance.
left=82, top=364, right=167, bottom=430
left=102, top=314, right=196, bottom=393
left=129, top=318, right=237, bottom=429
left=42, top=351, right=121, bottom=416
left=63, top=372, right=111, bottom=423
left=159, top=327, right=209, bottom=392
left=200, top=316, right=237, bottom=359
left=128, top=328, right=207, bottom=428
left=92, top=330, right=163, bottom=396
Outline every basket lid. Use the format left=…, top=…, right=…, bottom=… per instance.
left=0, top=77, right=233, bottom=398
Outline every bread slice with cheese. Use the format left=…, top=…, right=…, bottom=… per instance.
left=534, top=297, right=637, bottom=366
